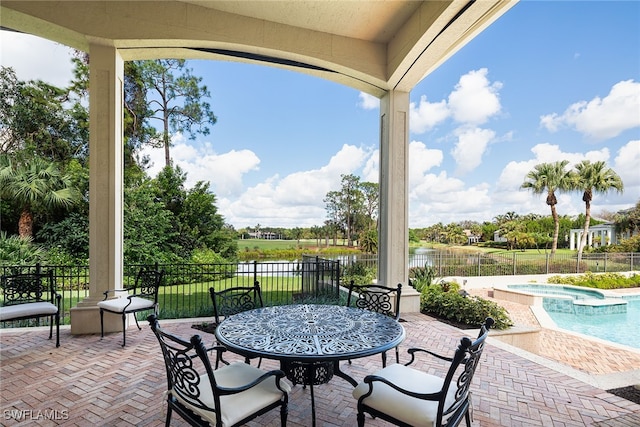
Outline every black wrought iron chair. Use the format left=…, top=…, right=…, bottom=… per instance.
left=347, top=281, right=402, bottom=366
left=0, top=269, right=61, bottom=347
left=353, top=317, right=494, bottom=427
left=209, top=282, right=264, bottom=367
left=97, top=267, right=163, bottom=346
left=148, top=314, right=289, bottom=427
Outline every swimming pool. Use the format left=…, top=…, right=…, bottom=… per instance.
left=505, top=284, right=640, bottom=349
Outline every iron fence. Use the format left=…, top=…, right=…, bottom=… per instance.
left=1, top=251, right=638, bottom=329
left=0, top=258, right=342, bottom=327
left=344, top=251, right=639, bottom=277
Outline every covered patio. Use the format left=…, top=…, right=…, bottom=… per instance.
left=1, top=0, right=518, bottom=334
left=2, top=309, right=639, bottom=426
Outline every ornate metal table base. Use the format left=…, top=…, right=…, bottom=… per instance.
left=281, top=360, right=334, bottom=385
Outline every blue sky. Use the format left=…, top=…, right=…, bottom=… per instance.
left=1, top=1, right=639, bottom=230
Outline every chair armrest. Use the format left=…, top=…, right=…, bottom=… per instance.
left=361, top=374, right=441, bottom=401
left=101, top=288, right=131, bottom=300
left=405, top=347, right=453, bottom=366
left=207, top=345, right=227, bottom=354
left=216, top=369, right=288, bottom=395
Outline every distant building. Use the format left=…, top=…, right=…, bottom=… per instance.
left=493, top=231, right=507, bottom=243
left=464, top=229, right=481, bottom=244
left=569, top=222, right=617, bottom=250
left=247, top=231, right=279, bottom=239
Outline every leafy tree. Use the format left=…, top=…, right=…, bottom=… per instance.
left=615, top=199, right=640, bottom=239
left=0, top=66, right=88, bottom=164
left=37, top=212, right=89, bottom=261
left=323, top=192, right=341, bottom=245
left=323, top=174, right=377, bottom=248
left=290, top=227, right=304, bottom=246
left=573, top=160, right=624, bottom=262
left=124, top=180, right=181, bottom=264
left=338, top=174, right=363, bottom=246
left=310, top=225, right=323, bottom=246
left=149, top=165, right=236, bottom=261
left=480, top=221, right=498, bottom=242
left=521, top=161, right=574, bottom=254
left=138, top=59, right=217, bottom=166
left=0, top=155, right=79, bottom=238
left=360, top=229, right=378, bottom=253
left=360, top=181, right=379, bottom=232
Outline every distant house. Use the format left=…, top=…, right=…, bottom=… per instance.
left=247, top=231, right=279, bottom=239
left=493, top=231, right=507, bottom=243
left=569, top=222, right=618, bottom=250
left=464, top=229, right=481, bottom=245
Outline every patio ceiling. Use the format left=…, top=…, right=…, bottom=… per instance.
left=0, top=0, right=517, bottom=96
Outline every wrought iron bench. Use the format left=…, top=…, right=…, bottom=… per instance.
left=0, top=269, right=61, bottom=347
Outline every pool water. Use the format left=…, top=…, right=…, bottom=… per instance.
left=508, top=284, right=606, bottom=300
left=548, top=297, right=639, bottom=349
left=506, top=285, right=640, bottom=349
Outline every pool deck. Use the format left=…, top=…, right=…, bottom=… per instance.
left=458, top=274, right=640, bottom=389
left=1, top=274, right=640, bottom=426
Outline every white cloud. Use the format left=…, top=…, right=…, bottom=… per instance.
left=448, top=68, right=502, bottom=125
left=408, top=141, right=443, bottom=185
left=0, top=31, right=74, bottom=87
left=408, top=171, right=493, bottom=226
left=451, top=127, right=495, bottom=175
left=140, top=134, right=260, bottom=197
left=361, top=149, right=379, bottom=183
left=409, top=95, right=449, bottom=134
left=612, top=140, right=640, bottom=206
left=219, top=144, right=370, bottom=228
left=540, top=80, right=640, bottom=140
left=358, top=92, right=379, bottom=110
left=614, top=140, right=640, bottom=187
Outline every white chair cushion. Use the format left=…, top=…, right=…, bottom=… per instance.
left=97, top=296, right=154, bottom=313
left=0, top=302, right=58, bottom=321
left=173, top=361, right=291, bottom=427
left=352, top=363, right=458, bottom=427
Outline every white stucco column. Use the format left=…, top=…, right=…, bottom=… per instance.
left=569, top=231, right=575, bottom=250
left=378, top=90, right=419, bottom=312
left=70, top=44, right=124, bottom=334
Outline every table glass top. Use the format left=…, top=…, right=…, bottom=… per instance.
left=215, top=304, right=405, bottom=361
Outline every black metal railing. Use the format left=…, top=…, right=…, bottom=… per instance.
left=0, top=258, right=342, bottom=327
left=2, top=251, right=638, bottom=329
left=345, top=251, right=639, bottom=276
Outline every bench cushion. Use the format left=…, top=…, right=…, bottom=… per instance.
left=97, top=296, right=155, bottom=313
left=0, top=302, right=58, bottom=321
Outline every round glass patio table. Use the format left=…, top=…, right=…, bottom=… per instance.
left=215, top=304, right=405, bottom=426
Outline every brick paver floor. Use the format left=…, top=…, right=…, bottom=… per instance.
left=1, top=311, right=639, bottom=426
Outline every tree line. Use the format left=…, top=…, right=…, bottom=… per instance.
left=0, top=57, right=234, bottom=266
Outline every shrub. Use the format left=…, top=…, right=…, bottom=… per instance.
left=341, top=261, right=376, bottom=285
left=420, top=282, right=513, bottom=330
left=0, top=232, right=46, bottom=266
left=408, top=264, right=439, bottom=292
left=547, top=272, right=640, bottom=289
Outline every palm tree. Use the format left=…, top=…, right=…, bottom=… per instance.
left=0, top=156, right=78, bottom=238
left=573, top=160, right=624, bottom=263
left=521, top=161, right=574, bottom=254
